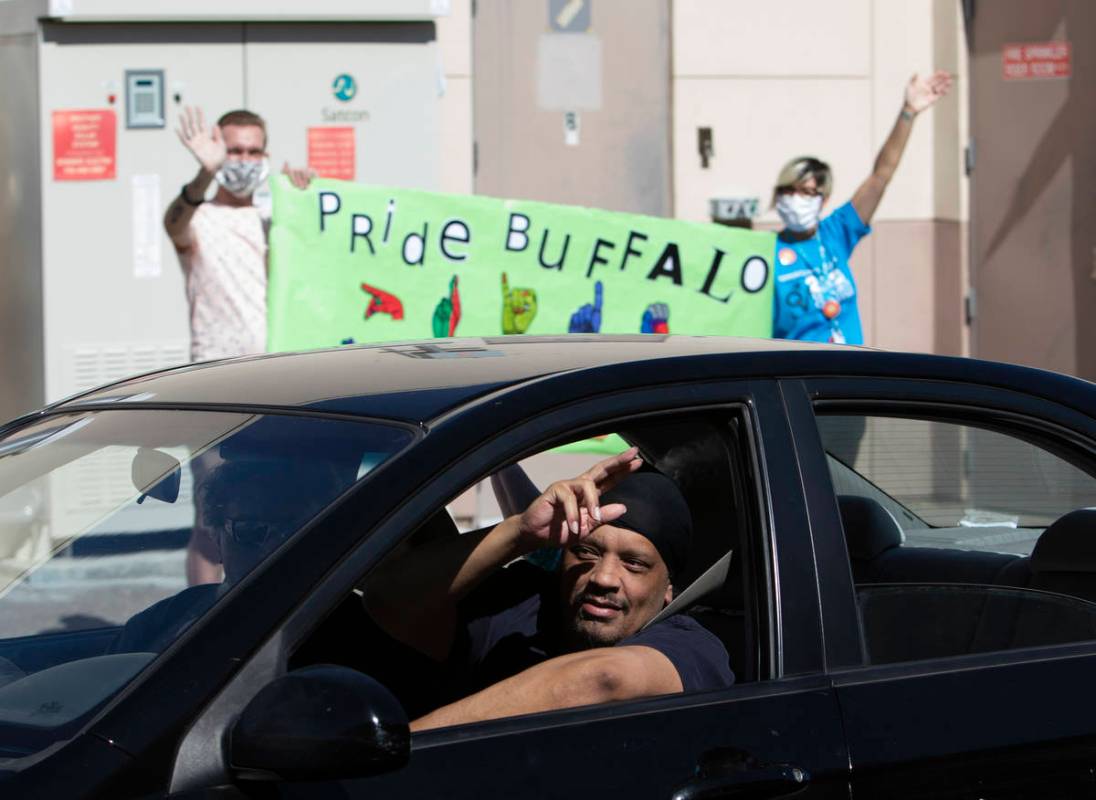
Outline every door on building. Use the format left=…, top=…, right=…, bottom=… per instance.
left=472, top=0, right=672, bottom=216
left=966, top=0, right=1096, bottom=379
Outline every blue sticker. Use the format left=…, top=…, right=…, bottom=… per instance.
left=332, top=74, right=357, bottom=102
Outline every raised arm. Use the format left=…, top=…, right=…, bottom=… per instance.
left=164, top=107, right=225, bottom=252
left=365, top=449, right=641, bottom=662
left=851, top=70, right=952, bottom=225
left=410, top=644, right=681, bottom=731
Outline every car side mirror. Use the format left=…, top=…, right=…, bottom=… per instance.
left=131, top=447, right=181, bottom=504
left=229, top=665, right=410, bottom=782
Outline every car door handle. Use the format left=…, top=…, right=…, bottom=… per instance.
left=671, top=763, right=810, bottom=800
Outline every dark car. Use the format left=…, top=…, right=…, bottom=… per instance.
left=3, top=335, right=1096, bottom=798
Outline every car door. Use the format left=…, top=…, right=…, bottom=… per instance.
left=167, top=378, right=852, bottom=799
left=783, top=375, right=1096, bottom=799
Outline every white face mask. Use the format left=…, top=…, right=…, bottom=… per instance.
left=216, top=158, right=269, bottom=199
left=775, top=193, right=823, bottom=232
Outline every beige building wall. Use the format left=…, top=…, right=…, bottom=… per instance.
left=436, top=0, right=474, bottom=195
left=672, top=0, right=969, bottom=355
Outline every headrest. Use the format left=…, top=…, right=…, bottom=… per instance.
left=408, top=508, right=460, bottom=548
left=1030, top=509, right=1096, bottom=573
left=838, top=495, right=903, bottom=561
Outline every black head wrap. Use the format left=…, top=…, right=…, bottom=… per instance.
left=599, top=471, right=692, bottom=580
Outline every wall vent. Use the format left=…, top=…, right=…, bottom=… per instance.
left=66, top=341, right=189, bottom=397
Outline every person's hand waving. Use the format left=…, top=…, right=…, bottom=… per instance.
left=282, top=162, right=317, bottom=191
left=516, top=447, right=642, bottom=549
left=176, top=106, right=226, bottom=175
left=904, top=70, right=953, bottom=115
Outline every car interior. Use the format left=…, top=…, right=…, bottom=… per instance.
left=821, top=408, right=1096, bottom=666
left=291, top=408, right=768, bottom=723
left=842, top=496, right=1096, bottom=664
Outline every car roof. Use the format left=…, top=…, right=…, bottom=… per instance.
left=42, top=336, right=847, bottom=419
left=42, top=335, right=1093, bottom=424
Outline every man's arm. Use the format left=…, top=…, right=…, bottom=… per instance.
left=164, top=107, right=226, bottom=252
left=164, top=169, right=215, bottom=252
left=410, top=645, right=682, bottom=732
left=364, top=515, right=533, bottom=662
left=851, top=70, right=952, bottom=225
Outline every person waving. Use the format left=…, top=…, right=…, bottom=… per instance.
left=771, top=70, right=953, bottom=345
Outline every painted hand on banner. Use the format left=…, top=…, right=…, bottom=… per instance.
left=568, top=281, right=603, bottom=333
left=904, top=70, right=953, bottom=114
left=361, top=283, right=405, bottom=321
left=432, top=276, right=462, bottom=337
left=501, top=272, right=538, bottom=335
left=640, top=302, right=669, bottom=334
left=176, top=106, right=226, bottom=174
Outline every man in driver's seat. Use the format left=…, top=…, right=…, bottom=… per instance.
left=366, top=449, right=734, bottom=731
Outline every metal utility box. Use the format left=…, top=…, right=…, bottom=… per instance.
left=0, top=0, right=450, bottom=424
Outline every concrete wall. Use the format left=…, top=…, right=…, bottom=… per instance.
left=436, top=0, right=474, bottom=195
left=672, top=0, right=969, bottom=354
left=470, top=0, right=672, bottom=215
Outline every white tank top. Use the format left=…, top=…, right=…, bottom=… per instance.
left=178, top=202, right=268, bottom=362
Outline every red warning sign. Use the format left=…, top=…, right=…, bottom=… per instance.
left=53, top=109, right=116, bottom=181
left=1003, top=41, right=1071, bottom=81
left=307, top=127, right=356, bottom=181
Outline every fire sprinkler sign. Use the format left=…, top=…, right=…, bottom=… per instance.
left=53, top=109, right=116, bottom=181
left=1002, top=41, right=1071, bottom=81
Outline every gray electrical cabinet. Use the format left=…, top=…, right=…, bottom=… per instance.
left=0, top=0, right=449, bottom=425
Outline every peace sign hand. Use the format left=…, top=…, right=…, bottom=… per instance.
left=516, top=447, right=642, bottom=550
left=176, top=106, right=226, bottom=175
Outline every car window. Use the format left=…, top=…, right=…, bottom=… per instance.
left=818, top=413, right=1096, bottom=666
left=0, top=409, right=411, bottom=758
left=291, top=410, right=765, bottom=729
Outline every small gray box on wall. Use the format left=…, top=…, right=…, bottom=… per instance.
left=537, top=33, right=602, bottom=111
left=125, top=69, right=165, bottom=129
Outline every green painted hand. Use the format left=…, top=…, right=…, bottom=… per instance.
left=501, top=272, right=538, bottom=335
left=432, top=276, right=461, bottom=337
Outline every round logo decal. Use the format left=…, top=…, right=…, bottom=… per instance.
left=332, top=74, right=357, bottom=102
left=778, top=247, right=797, bottom=266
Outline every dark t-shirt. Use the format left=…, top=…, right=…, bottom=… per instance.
left=452, top=562, right=735, bottom=695
left=109, top=584, right=220, bottom=655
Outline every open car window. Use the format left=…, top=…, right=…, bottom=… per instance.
left=292, top=408, right=766, bottom=730
left=0, top=410, right=412, bottom=758
left=818, top=412, right=1096, bottom=667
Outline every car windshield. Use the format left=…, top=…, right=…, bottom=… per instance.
left=0, top=409, right=412, bottom=759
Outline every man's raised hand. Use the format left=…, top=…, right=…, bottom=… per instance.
left=516, top=448, right=642, bottom=550
left=282, top=162, right=317, bottom=191
left=176, top=106, right=226, bottom=175
left=576, top=446, right=643, bottom=494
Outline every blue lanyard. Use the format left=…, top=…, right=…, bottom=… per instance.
left=806, top=237, right=845, bottom=340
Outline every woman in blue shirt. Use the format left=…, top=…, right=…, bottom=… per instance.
left=772, top=70, right=953, bottom=344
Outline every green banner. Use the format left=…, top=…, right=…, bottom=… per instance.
left=268, top=178, right=775, bottom=350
